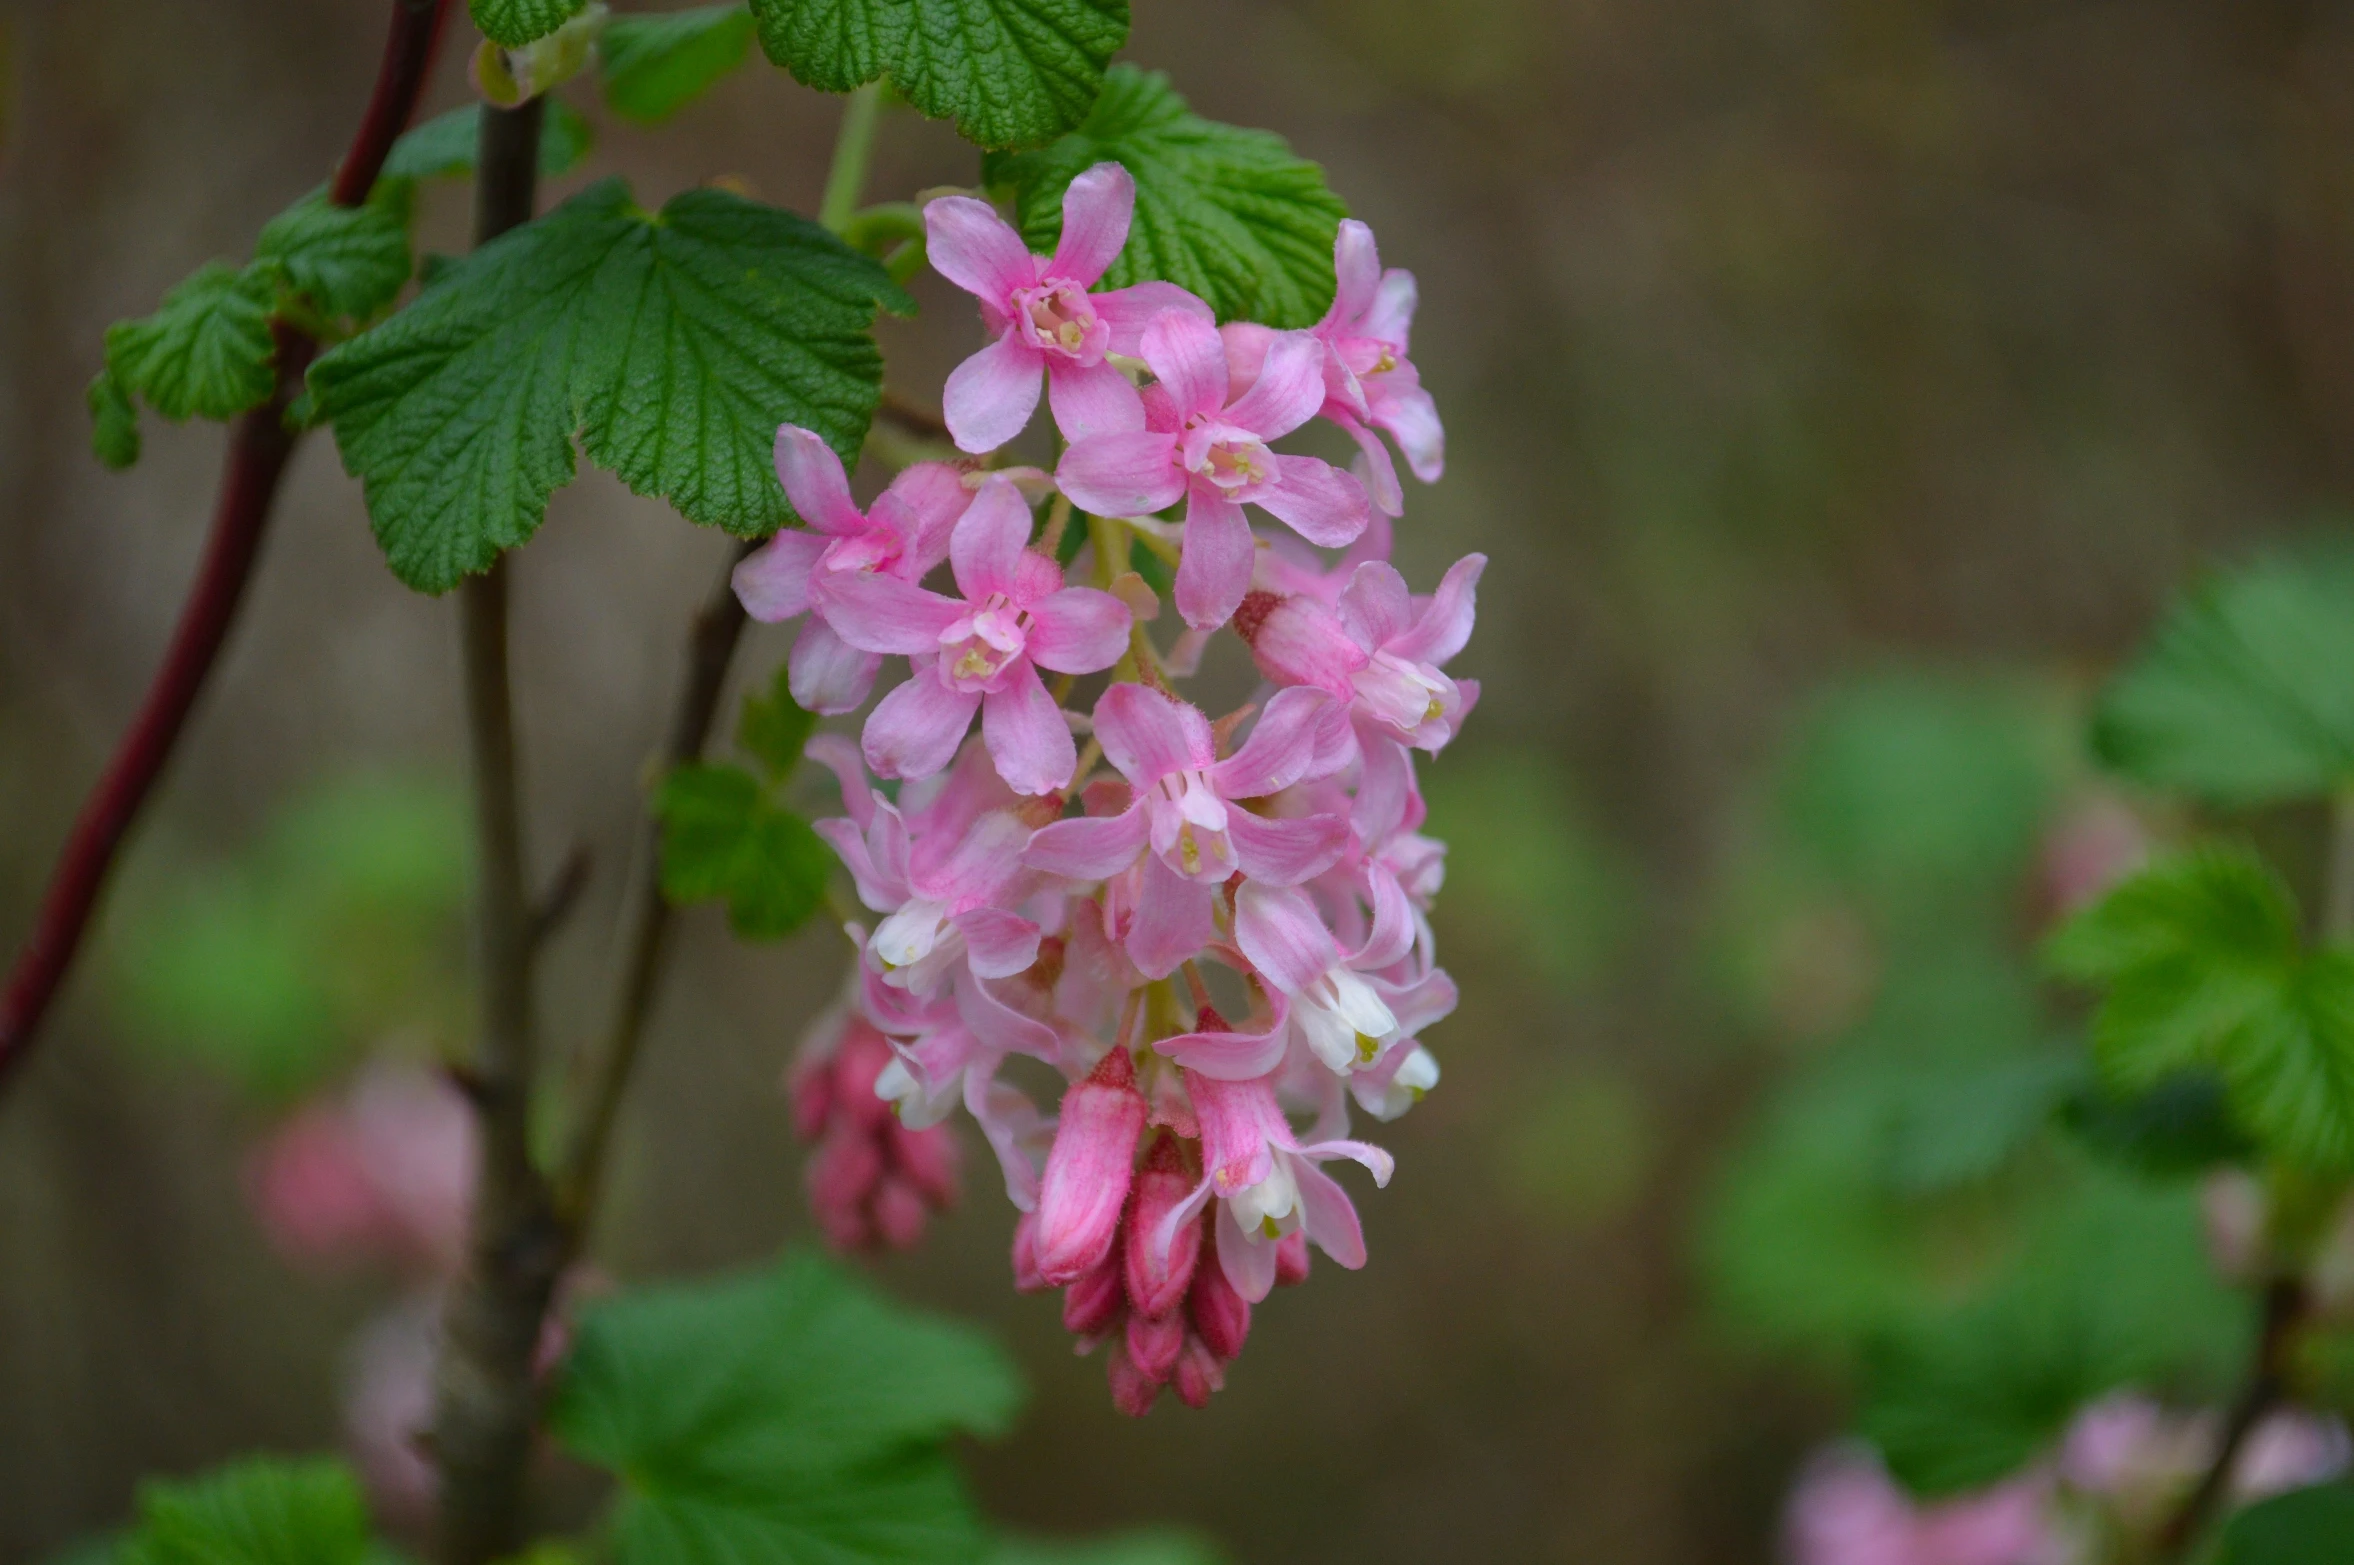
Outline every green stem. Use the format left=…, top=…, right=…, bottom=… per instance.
left=819, top=83, right=885, bottom=234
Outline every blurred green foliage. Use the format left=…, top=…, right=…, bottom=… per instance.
left=107, top=774, right=471, bottom=1102
left=1423, top=749, right=1629, bottom=996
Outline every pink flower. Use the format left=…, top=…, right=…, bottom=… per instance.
left=1783, top=1445, right=2064, bottom=1565
left=731, top=425, right=973, bottom=714
left=246, top=1063, right=477, bottom=1277
left=1056, top=310, right=1373, bottom=630
left=1024, top=683, right=1349, bottom=977
left=824, top=475, right=1131, bottom=794
left=926, top=164, right=1213, bottom=452
left=1237, top=553, right=1484, bottom=754
left=1170, top=1069, right=1393, bottom=1303
left=1032, top=1045, right=1149, bottom=1285
left=1218, top=877, right=1454, bottom=1077
left=1221, top=222, right=1441, bottom=516
left=808, top=734, right=1045, bottom=995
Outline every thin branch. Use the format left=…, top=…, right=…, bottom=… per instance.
left=432, top=97, right=566, bottom=1565
left=554, top=541, right=754, bottom=1233
left=2153, top=1277, right=2309, bottom=1561
left=0, top=0, right=451, bottom=1089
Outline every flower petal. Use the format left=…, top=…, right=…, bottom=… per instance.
left=1335, top=409, right=1404, bottom=518
left=942, top=330, right=1044, bottom=454
left=862, top=663, right=979, bottom=781
left=1352, top=863, right=1418, bottom=972
left=1093, top=682, right=1214, bottom=787
left=1364, top=266, right=1418, bottom=352
left=875, top=461, right=973, bottom=573
left=1325, top=219, right=1383, bottom=329
left=1223, top=330, right=1326, bottom=441
left=1291, top=1157, right=1369, bottom=1268
left=965, top=1070, right=1046, bottom=1211
left=787, top=617, right=881, bottom=715
left=1156, top=1003, right=1290, bottom=1080
left=1255, top=456, right=1370, bottom=550
left=1055, top=430, right=1185, bottom=519
left=1228, top=809, right=1350, bottom=887
left=1140, top=308, right=1228, bottom=418
left=804, top=733, right=876, bottom=831
left=1234, top=881, right=1340, bottom=996
left=1371, top=376, right=1443, bottom=482
left=820, top=572, right=967, bottom=655
left=1125, top=855, right=1217, bottom=979
left=771, top=423, right=867, bottom=535
left=923, top=194, right=1037, bottom=304
left=953, top=907, right=1043, bottom=979
left=1097, top=282, right=1215, bottom=357
left=1026, top=805, right=1150, bottom=880
left=1339, top=560, right=1414, bottom=652
left=731, top=528, right=828, bottom=622
left=1389, top=553, right=1485, bottom=666
left=981, top=660, right=1075, bottom=796
left=1173, top=488, right=1255, bottom=630
left=1046, top=355, right=1147, bottom=442
left=1026, top=586, right=1132, bottom=674
left=948, top=475, right=1035, bottom=602
left=1212, top=685, right=1333, bottom=797
left=1048, top=161, right=1134, bottom=287
left=1215, top=1200, right=1278, bottom=1303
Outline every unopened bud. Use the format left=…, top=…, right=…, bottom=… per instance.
left=1186, top=1250, right=1251, bottom=1361
left=1125, top=1308, right=1186, bottom=1384
left=1172, top=1336, right=1226, bottom=1409
left=1274, top=1229, right=1312, bottom=1287
left=1011, top=1212, right=1048, bottom=1293
left=1062, top=1249, right=1127, bottom=1337
left=1124, top=1137, right=1203, bottom=1318
left=1033, top=1048, right=1147, bottom=1284
left=1106, top=1341, right=1161, bottom=1418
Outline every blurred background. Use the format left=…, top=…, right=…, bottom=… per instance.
left=7, top=1, right=2354, bottom=1560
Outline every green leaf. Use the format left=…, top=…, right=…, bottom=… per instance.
left=984, top=65, right=1348, bottom=328
left=989, top=1533, right=1225, bottom=1565
left=104, top=261, right=279, bottom=423
left=124, top=1456, right=373, bottom=1565
left=255, top=181, right=416, bottom=323
left=750, top=0, right=1128, bottom=150
left=601, top=5, right=758, bottom=124
left=2093, top=552, right=2354, bottom=805
left=738, top=666, right=817, bottom=782
left=2218, top=1484, right=2354, bottom=1564
left=2047, top=846, right=2354, bottom=1170
left=382, top=101, right=595, bottom=181
left=549, top=1255, right=1023, bottom=1565
left=89, top=369, right=141, bottom=469
left=1860, top=1177, right=2246, bottom=1497
left=471, top=0, right=586, bottom=48
left=309, top=179, right=910, bottom=594
left=656, top=764, right=832, bottom=938
left=2059, top=1071, right=2257, bottom=1178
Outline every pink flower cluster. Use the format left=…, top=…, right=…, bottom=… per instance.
left=735, top=163, right=1472, bottom=1413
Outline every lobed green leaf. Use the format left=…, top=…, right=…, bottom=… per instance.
left=309, top=179, right=910, bottom=594
left=749, top=0, right=1128, bottom=150
left=989, top=1534, right=1227, bottom=1565
left=2047, top=846, right=2354, bottom=1170
left=738, top=666, right=818, bottom=782
left=600, top=4, right=758, bottom=124
left=89, top=370, right=141, bottom=469
left=471, top=0, right=587, bottom=49
left=382, top=101, right=595, bottom=181
left=122, top=1456, right=374, bottom=1565
left=2093, top=551, right=2354, bottom=806
left=656, top=764, right=830, bottom=938
left=104, top=261, right=279, bottom=424
left=2219, top=1484, right=2354, bottom=1564
left=550, top=1255, right=1023, bottom=1565
left=256, top=180, right=417, bottom=323
left=984, top=65, right=1348, bottom=328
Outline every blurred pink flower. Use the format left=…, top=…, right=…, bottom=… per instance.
left=1783, top=1445, right=2065, bottom=1565
left=247, top=1062, right=477, bottom=1276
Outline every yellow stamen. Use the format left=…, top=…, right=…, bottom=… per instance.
left=1179, top=825, right=1201, bottom=875
left=1260, top=1215, right=1282, bottom=1240
left=1355, top=1032, right=1380, bottom=1063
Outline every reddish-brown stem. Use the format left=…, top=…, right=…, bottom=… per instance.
left=0, top=0, right=450, bottom=1088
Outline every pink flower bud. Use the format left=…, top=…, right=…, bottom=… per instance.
left=1275, top=1229, right=1312, bottom=1287
left=872, top=1177, right=931, bottom=1249
left=831, top=1022, right=898, bottom=1132
left=888, top=1117, right=961, bottom=1208
left=1124, top=1138, right=1203, bottom=1318
left=1034, top=1047, right=1148, bottom=1285
left=1126, top=1308, right=1186, bottom=1384
left=1172, top=1336, right=1226, bottom=1410
left=789, top=1055, right=834, bottom=1142
left=1106, top=1340, right=1162, bottom=1418
left=1186, top=1250, right=1252, bottom=1361
left=1062, top=1249, right=1128, bottom=1337
left=808, top=1128, right=884, bottom=1250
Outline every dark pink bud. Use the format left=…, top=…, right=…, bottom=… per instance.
left=807, top=1128, right=883, bottom=1252
left=1172, top=1336, right=1226, bottom=1410
left=1185, top=1245, right=1251, bottom=1361
left=871, top=1177, right=930, bottom=1250
left=1126, top=1309, right=1186, bottom=1385
left=1275, top=1229, right=1312, bottom=1287
left=788, top=1056, right=834, bottom=1142
left=1033, top=1048, right=1148, bottom=1285
left=830, top=1022, right=897, bottom=1132
left=1106, top=1341, right=1161, bottom=1418
left=1012, top=1212, right=1048, bottom=1293
left=1123, top=1138, right=1203, bottom=1319
left=1061, top=1248, right=1128, bottom=1337
left=886, top=1117, right=961, bottom=1209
